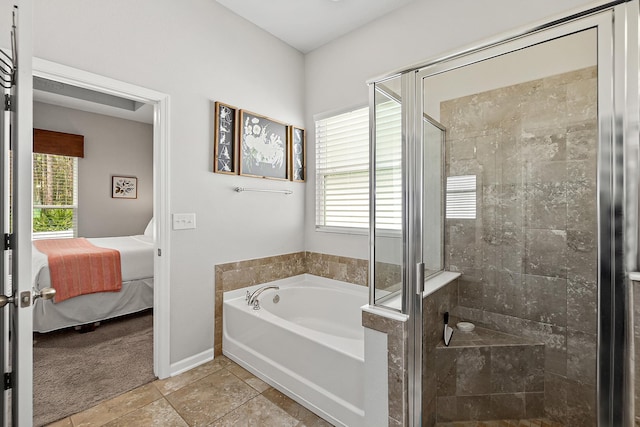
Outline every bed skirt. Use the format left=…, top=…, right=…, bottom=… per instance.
left=33, top=278, right=153, bottom=333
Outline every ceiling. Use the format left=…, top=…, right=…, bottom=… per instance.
left=215, top=0, right=415, bottom=53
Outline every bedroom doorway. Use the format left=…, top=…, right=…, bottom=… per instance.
left=30, top=58, right=170, bottom=423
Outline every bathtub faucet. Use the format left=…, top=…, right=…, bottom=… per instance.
left=247, top=285, right=280, bottom=307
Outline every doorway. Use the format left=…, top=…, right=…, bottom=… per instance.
left=30, top=58, right=171, bottom=421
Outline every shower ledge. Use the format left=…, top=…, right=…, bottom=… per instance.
left=629, top=272, right=640, bottom=282
left=423, top=271, right=461, bottom=298
left=360, top=271, right=460, bottom=319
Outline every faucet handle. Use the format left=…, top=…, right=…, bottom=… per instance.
left=245, top=290, right=251, bottom=304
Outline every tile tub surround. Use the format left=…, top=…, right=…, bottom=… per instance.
left=362, top=309, right=408, bottom=427
left=423, top=278, right=460, bottom=426
left=441, top=66, right=598, bottom=425
left=214, top=251, right=368, bottom=355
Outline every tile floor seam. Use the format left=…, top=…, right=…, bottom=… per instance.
left=206, top=393, right=272, bottom=427
left=94, top=392, right=166, bottom=427
left=201, top=368, right=264, bottom=426
left=155, top=395, right=191, bottom=427
left=205, top=396, right=253, bottom=426
left=165, top=366, right=260, bottom=427
left=224, top=365, right=270, bottom=394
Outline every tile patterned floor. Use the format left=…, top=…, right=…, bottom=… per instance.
left=45, top=355, right=334, bottom=427
left=45, top=354, right=565, bottom=427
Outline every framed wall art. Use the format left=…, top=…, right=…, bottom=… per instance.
left=214, top=101, right=238, bottom=174
left=239, top=110, right=289, bottom=180
left=289, top=126, right=305, bottom=182
left=112, top=176, right=138, bottom=199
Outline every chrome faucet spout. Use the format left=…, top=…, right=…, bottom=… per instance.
left=247, top=285, right=280, bottom=306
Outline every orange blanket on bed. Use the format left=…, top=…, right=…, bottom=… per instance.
left=33, top=238, right=122, bottom=303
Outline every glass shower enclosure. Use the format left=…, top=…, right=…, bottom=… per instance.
left=369, top=2, right=639, bottom=426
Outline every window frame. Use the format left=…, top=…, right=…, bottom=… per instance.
left=32, top=153, right=79, bottom=240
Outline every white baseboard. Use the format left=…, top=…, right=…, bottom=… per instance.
left=169, top=348, right=214, bottom=376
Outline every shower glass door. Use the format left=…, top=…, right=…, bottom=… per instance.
left=370, top=3, right=636, bottom=426
left=413, top=5, right=633, bottom=425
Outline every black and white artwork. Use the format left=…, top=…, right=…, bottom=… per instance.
left=214, top=102, right=237, bottom=174
left=289, top=126, right=305, bottom=182
left=239, top=110, right=288, bottom=180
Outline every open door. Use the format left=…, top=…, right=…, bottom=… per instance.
left=2, top=4, right=54, bottom=426
left=0, top=13, right=14, bottom=425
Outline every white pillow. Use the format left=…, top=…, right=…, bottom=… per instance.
left=144, top=218, right=154, bottom=237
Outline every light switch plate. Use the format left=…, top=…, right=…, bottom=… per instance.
left=173, top=213, right=196, bottom=230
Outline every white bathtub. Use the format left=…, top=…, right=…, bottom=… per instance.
left=223, top=274, right=367, bottom=427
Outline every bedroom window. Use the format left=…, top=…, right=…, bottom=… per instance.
left=32, top=129, right=84, bottom=240
left=32, top=154, right=78, bottom=239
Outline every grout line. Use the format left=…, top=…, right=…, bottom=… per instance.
left=162, top=394, right=191, bottom=427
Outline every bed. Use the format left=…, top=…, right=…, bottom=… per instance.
left=31, top=230, right=155, bottom=333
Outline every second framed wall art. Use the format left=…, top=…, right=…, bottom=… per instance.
left=239, top=110, right=288, bottom=180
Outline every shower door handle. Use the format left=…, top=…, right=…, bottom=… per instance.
left=416, top=262, right=424, bottom=296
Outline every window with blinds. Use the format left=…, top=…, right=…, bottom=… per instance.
left=32, top=153, right=78, bottom=239
left=31, top=129, right=83, bottom=240
left=315, top=100, right=402, bottom=232
left=373, top=99, right=402, bottom=230
left=445, top=175, right=477, bottom=219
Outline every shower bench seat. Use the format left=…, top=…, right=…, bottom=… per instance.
left=434, top=326, right=545, bottom=423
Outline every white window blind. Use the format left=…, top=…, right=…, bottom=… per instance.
left=315, top=100, right=402, bottom=231
left=446, top=175, right=476, bottom=219
left=32, top=153, right=78, bottom=239
left=316, top=107, right=370, bottom=230
left=373, top=100, right=402, bottom=230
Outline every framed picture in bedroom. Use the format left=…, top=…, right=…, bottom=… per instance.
left=112, top=176, right=138, bottom=199
left=239, top=110, right=289, bottom=180
left=288, top=126, right=305, bottom=182
left=214, top=101, right=238, bottom=174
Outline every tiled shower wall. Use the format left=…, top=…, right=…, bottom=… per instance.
left=441, top=67, right=598, bottom=425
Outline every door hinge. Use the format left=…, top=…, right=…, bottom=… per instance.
left=4, top=372, right=12, bottom=390
left=3, top=233, right=12, bottom=250
left=157, top=248, right=162, bottom=256
left=4, top=94, right=13, bottom=112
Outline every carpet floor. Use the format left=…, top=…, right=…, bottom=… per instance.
left=33, top=310, right=156, bottom=426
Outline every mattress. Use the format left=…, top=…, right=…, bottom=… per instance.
left=31, top=235, right=155, bottom=333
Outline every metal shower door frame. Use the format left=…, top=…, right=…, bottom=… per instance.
left=402, top=2, right=637, bottom=425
